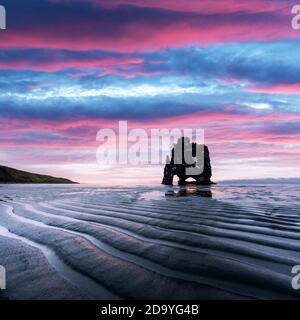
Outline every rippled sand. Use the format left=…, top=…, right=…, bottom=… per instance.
left=0, top=183, right=300, bottom=300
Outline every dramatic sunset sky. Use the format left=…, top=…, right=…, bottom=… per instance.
left=0, top=0, right=300, bottom=184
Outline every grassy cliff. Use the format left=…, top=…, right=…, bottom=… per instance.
left=0, top=165, right=77, bottom=184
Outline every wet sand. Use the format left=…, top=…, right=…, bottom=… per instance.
left=0, top=184, right=299, bottom=300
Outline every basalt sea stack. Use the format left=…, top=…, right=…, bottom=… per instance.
left=162, top=137, right=213, bottom=185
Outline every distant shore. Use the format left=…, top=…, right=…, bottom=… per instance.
left=0, top=165, right=77, bottom=184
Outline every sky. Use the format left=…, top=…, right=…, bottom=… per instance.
left=0, top=0, right=300, bottom=184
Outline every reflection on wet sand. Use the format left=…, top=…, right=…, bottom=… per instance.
left=165, top=185, right=212, bottom=198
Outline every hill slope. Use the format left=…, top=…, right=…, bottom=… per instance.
left=0, top=165, right=77, bottom=184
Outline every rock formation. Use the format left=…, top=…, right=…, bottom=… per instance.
left=162, top=137, right=213, bottom=185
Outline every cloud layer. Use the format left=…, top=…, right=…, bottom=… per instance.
left=0, top=0, right=299, bottom=183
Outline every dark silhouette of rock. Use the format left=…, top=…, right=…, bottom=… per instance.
left=162, top=137, right=214, bottom=185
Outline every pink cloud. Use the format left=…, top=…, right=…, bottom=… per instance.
left=1, top=1, right=298, bottom=52
left=1, top=109, right=300, bottom=148
left=50, top=0, right=291, bottom=14
left=245, top=84, right=300, bottom=94
left=26, top=83, right=51, bottom=90
left=1, top=108, right=299, bottom=182
left=0, top=56, right=143, bottom=72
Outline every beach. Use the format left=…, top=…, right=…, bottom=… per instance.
left=0, top=183, right=300, bottom=300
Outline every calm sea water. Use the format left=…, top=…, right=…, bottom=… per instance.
left=1, top=183, right=299, bottom=209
